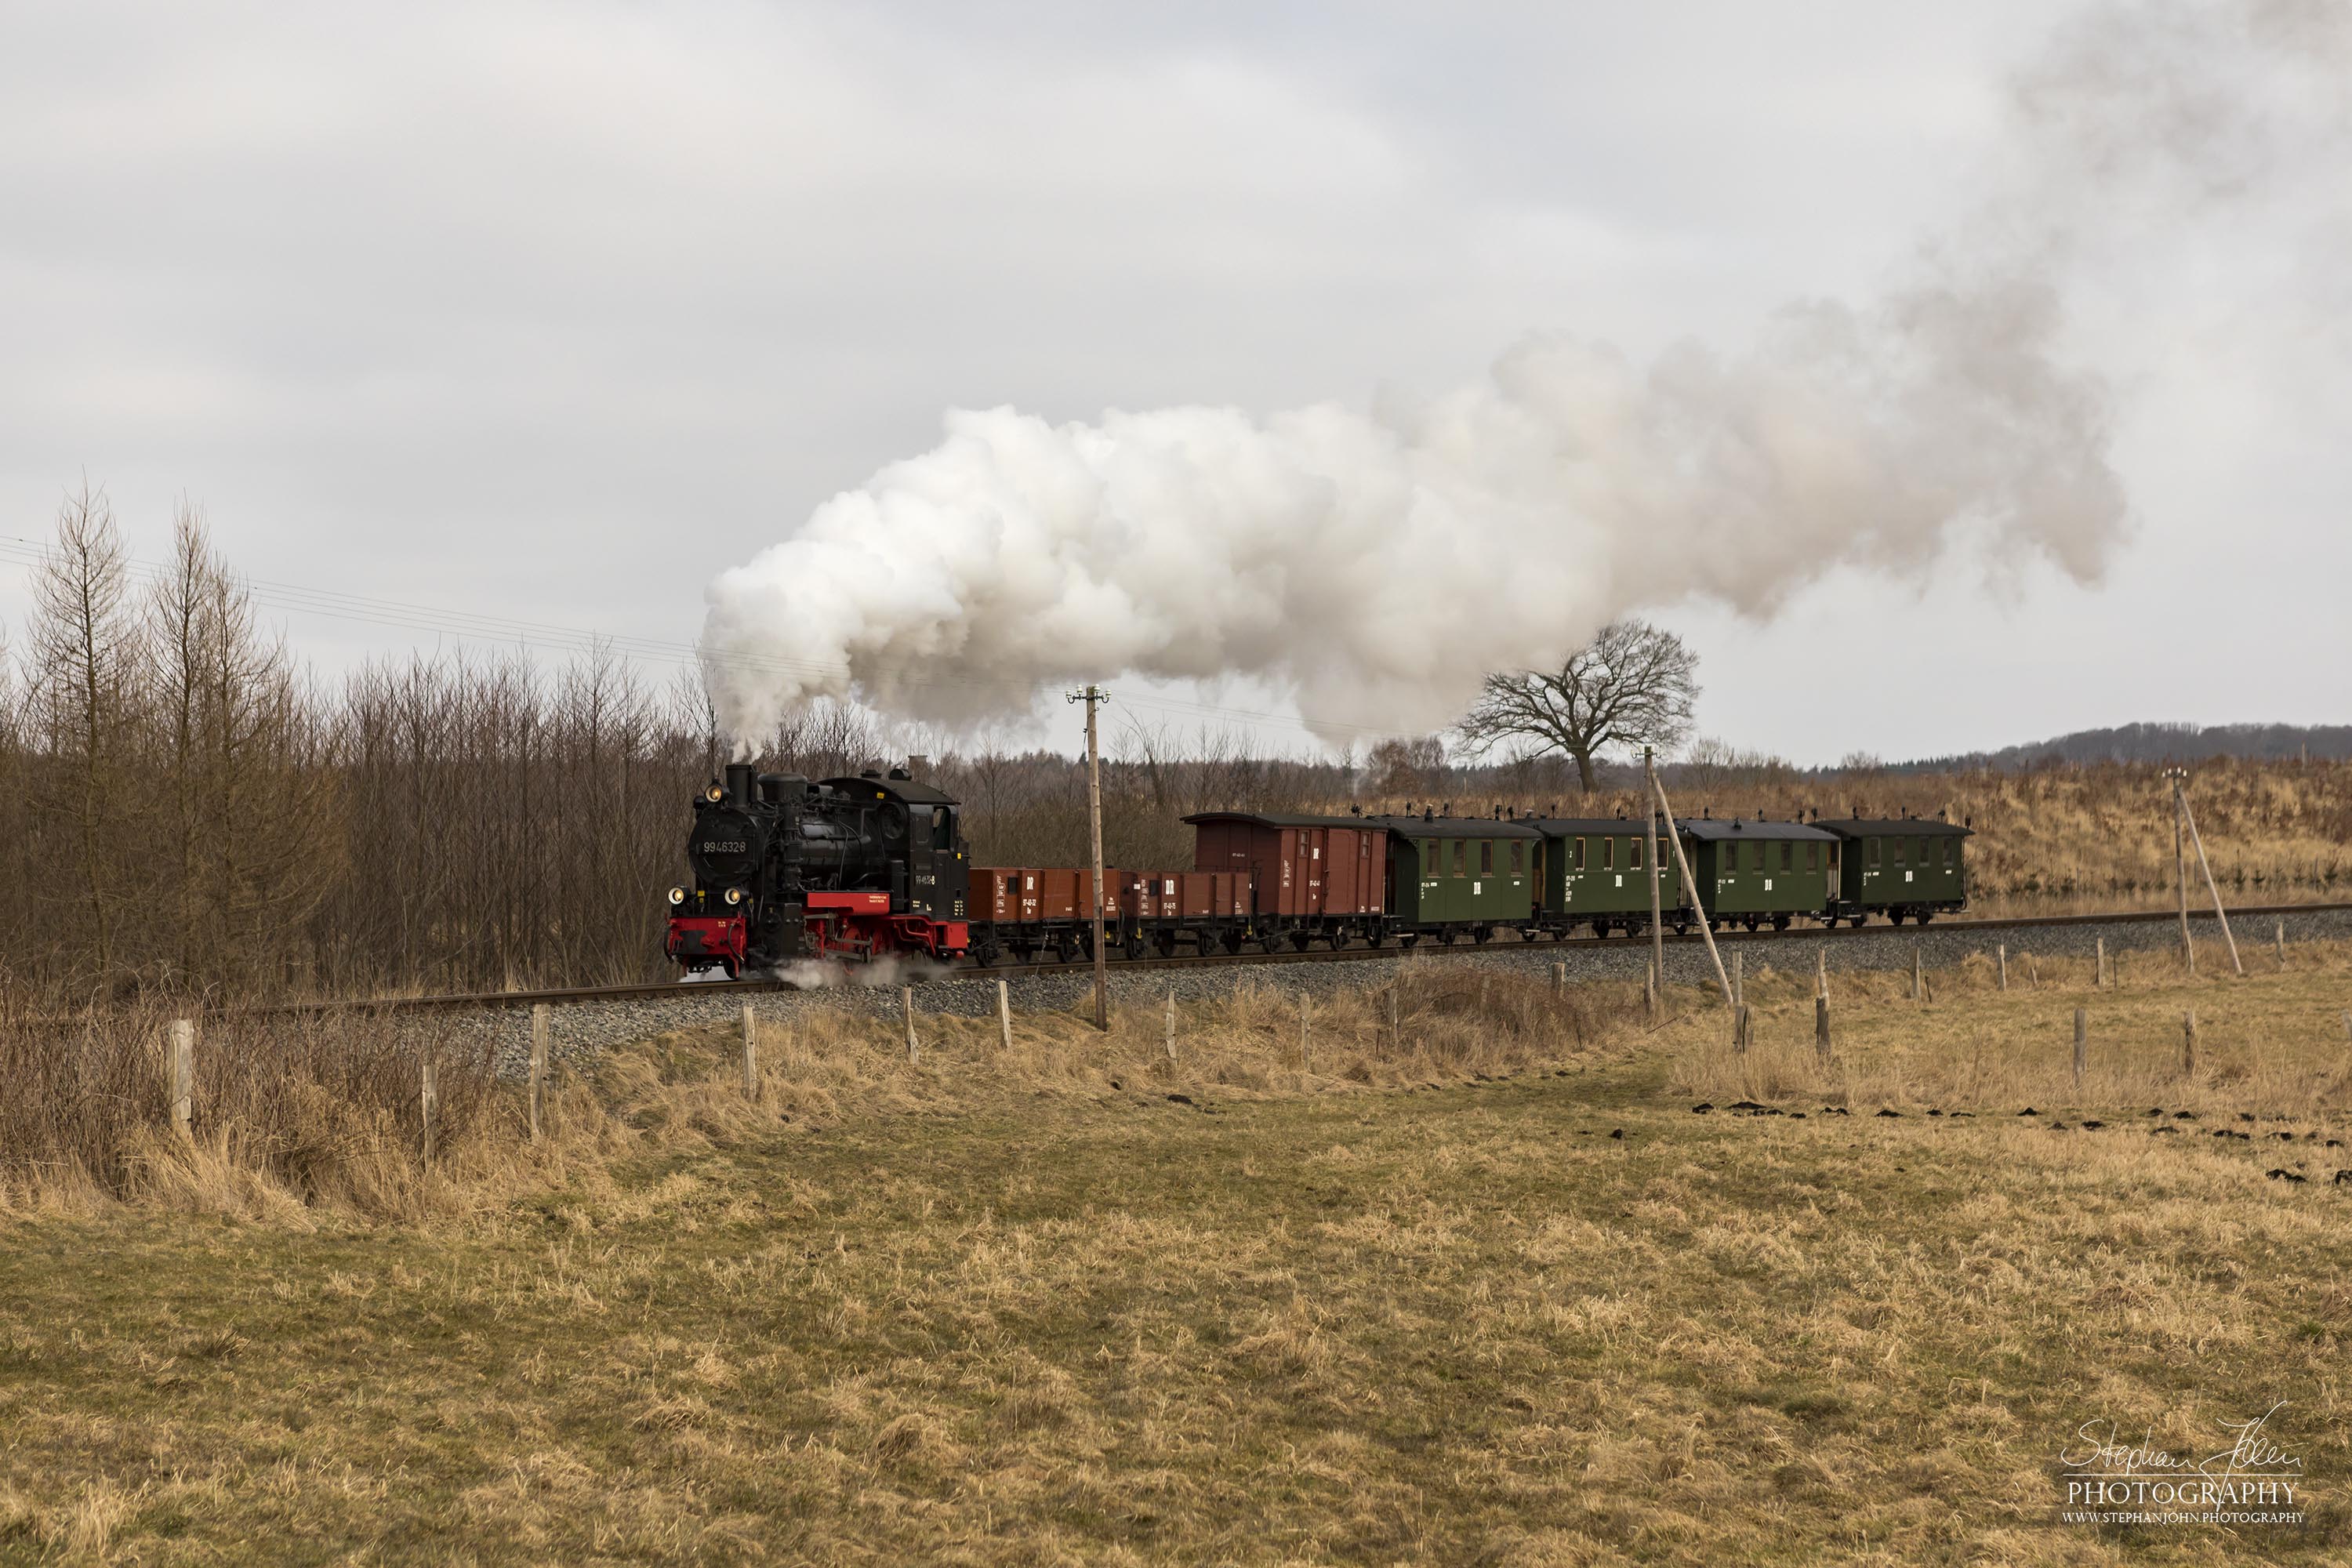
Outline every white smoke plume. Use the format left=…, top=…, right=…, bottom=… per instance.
left=699, top=0, right=2340, bottom=748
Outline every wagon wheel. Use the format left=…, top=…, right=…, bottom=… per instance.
left=1440, top=928, right=1458, bottom=946
left=1673, top=919, right=1691, bottom=936
left=1916, top=912, right=1935, bottom=926
left=1772, top=914, right=1791, bottom=931
left=1221, top=928, right=1247, bottom=954
left=1889, top=910, right=1906, bottom=926
left=1156, top=931, right=1179, bottom=958
left=1473, top=926, right=1493, bottom=945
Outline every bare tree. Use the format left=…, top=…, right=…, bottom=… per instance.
left=1367, top=735, right=1445, bottom=799
left=1457, top=619, right=1699, bottom=793
left=26, top=485, right=143, bottom=978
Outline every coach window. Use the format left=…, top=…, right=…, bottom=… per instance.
left=1806, top=842, right=1819, bottom=873
left=1892, top=838, right=1905, bottom=866
left=1916, top=837, right=1929, bottom=867
left=1453, top=840, right=1467, bottom=877
left=1779, top=841, right=1791, bottom=872
left=1480, top=840, right=1494, bottom=875
left=1630, top=836, right=1643, bottom=870
left=1572, top=837, right=1586, bottom=871
left=1943, top=837, right=1955, bottom=866
left=1748, top=840, right=1763, bottom=872
left=1508, top=840, right=1524, bottom=874
left=1601, top=837, right=1614, bottom=871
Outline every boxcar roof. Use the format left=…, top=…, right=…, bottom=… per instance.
left=1181, top=811, right=1386, bottom=829
left=1813, top=818, right=1973, bottom=838
left=1367, top=815, right=1544, bottom=840
left=1675, top=818, right=1841, bottom=843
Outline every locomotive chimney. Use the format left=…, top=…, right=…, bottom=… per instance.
left=724, top=761, right=757, bottom=805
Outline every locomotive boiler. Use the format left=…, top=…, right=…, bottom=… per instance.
left=665, top=761, right=971, bottom=976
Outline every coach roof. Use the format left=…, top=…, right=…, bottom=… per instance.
left=1367, top=815, right=1543, bottom=839
left=1813, top=818, right=1973, bottom=837
left=1675, top=818, right=1840, bottom=843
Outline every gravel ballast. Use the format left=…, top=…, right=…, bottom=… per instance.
left=445, top=906, right=2352, bottom=1079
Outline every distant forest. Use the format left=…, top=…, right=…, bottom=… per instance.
left=1889, top=722, right=2352, bottom=772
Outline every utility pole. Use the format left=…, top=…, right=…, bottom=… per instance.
left=2167, top=766, right=2193, bottom=972
left=1646, top=746, right=1663, bottom=1018
left=1069, top=683, right=1110, bottom=1029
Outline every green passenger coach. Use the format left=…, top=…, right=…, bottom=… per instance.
left=1814, top=817, right=1973, bottom=925
left=1523, top=818, right=1690, bottom=936
left=1370, top=815, right=1541, bottom=942
left=1675, top=818, right=1840, bottom=931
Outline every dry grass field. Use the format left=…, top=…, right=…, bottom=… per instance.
left=6, top=953, right=2352, bottom=1564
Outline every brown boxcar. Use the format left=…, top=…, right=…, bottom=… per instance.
left=1182, top=812, right=1388, bottom=950
left=971, top=866, right=1039, bottom=924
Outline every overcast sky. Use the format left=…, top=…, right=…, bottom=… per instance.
left=2, top=1, right=2343, bottom=764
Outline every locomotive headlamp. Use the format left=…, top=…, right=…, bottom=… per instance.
left=706, top=783, right=724, bottom=803
left=724, top=887, right=743, bottom=906
left=667, top=887, right=685, bottom=906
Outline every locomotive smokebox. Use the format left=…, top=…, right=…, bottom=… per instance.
left=724, top=761, right=757, bottom=805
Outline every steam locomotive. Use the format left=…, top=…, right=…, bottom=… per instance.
left=665, top=761, right=971, bottom=976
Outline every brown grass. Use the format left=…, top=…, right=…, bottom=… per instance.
left=8, top=953, right=2352, bottom=1562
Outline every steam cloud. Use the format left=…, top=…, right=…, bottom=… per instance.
left=700, top=0, right=2340, bottom=748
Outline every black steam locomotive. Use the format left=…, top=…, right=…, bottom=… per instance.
left=665, top=761, right=972, bottom=976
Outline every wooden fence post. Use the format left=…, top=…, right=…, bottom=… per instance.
left=2096, top=938, right=2107, bottom=989
left=902, top=987, right=919, bottom=1064
left=1164, top=987, right=1177, bottom=1064
left=1997, top=945, right=2009, bottom=993
left=2072, top=1008, right=2087, bottom=1091
left=1388, top=982, right=1401, bottom=1049
left=1646, top=957, right=1659, bottom=1022
left=2181, top=1009, right=2197, bottom=1076
left=530, top=1004, right=550, bottom=1138
left=1298, top=991, right=1310, bottom=1071
left=1814, top=994, right=1831, bottom=1065
left=1911, top=946, right=1923, bottom=1001
left=1552, top=961, right=1566, bottom=997
left=169, top=1018, right=194, bottom=1139
left=2027, top=952, right=2040, bottom=989
left=1733, top=1003, right=1751, bottom=1054
left=1730, top=949, right=1743, bottom=1007
left=420, top=1060, right=439, bottom=1163
left=2276, top=920, right=2287, bottom=970
left=740, top=1003, right=757, bottom=1098
left=1815, top=947, right=1828, bottom=1002
left=996, top=979, right=1013, bottom=1054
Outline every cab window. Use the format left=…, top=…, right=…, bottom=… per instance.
left=931, top=807, right=953, bottom=851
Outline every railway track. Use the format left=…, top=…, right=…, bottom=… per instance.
left=253, top=898, right=2352, bottom=1017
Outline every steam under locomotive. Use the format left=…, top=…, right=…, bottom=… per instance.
left=665, top=761, right=971, bottom=976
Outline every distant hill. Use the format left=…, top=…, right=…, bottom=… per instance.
left=1896, top=722, right=2352, bottom=771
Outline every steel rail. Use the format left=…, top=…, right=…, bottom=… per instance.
left=227, top=898, right=2352, bottom=1018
